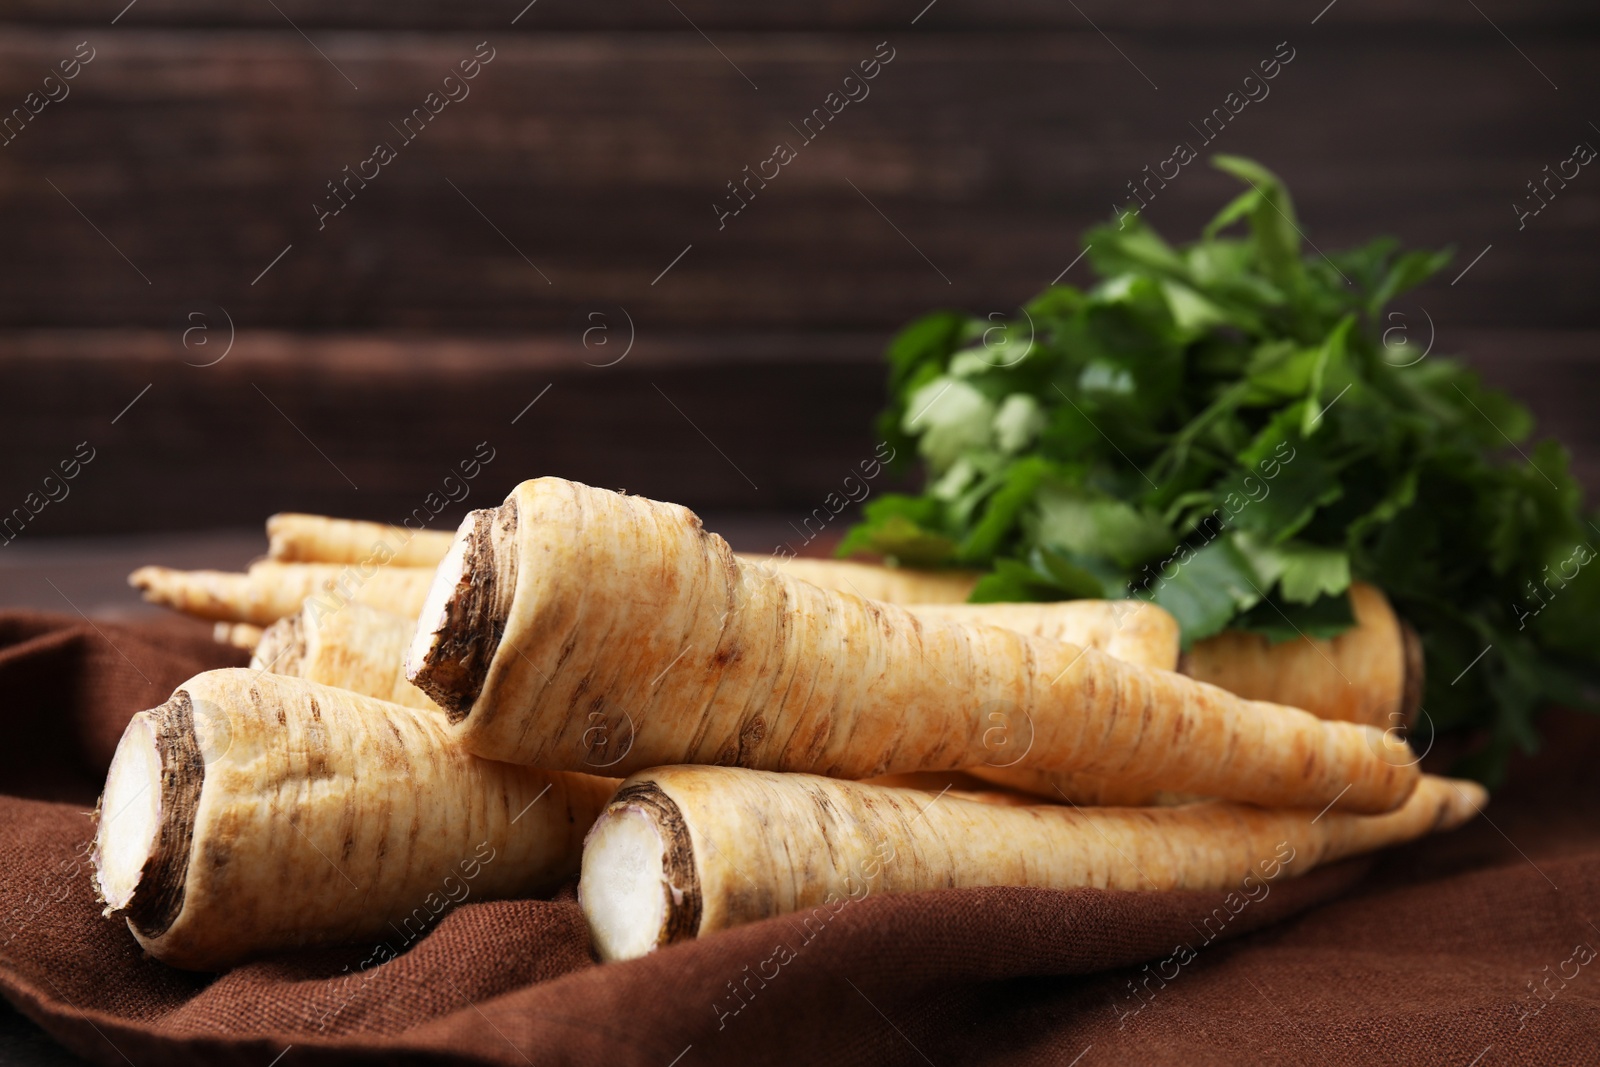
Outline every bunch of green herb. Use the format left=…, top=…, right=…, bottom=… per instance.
left=841, top=155, right=1600, bottom=782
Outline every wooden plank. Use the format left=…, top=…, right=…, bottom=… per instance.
left=0, top=329, right=1590, bottom=537
left=4, top=0, right=1595, bottom=31
left=0, top=330, right=899, bottom=537
left=0, top=32, right=1594, bottom=333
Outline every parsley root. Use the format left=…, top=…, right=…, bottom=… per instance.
left=266, top=513, right=457, bottom=567
left=406, top=478, right=1418, bottom=813
left=740, top=558, right=1412, bottom=729
left=909, top=600, right=1179, bottom=671
left=964, top=766, right=1196, bottom=807
left=91, top=668, right=615, bottom=971
left=740, top=555, right=979, bottom=604
left=253, top=603, right=438, bottom=712
left=1183, top=582, right=1422, bottom=729
left=130, top=561, right=434, bottom=626
left=579, top=767, right=1484, bottom=961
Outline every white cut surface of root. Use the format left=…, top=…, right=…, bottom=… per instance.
left=95, top=716, right=163, bottom=912
left=579, top=808, right=671, bottom=964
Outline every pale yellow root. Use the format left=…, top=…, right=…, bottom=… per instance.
left=579, top=767, right=1485, bottom=960
left=861, top=771, right=1041, bottom=807
left=955, top=589, right=1410, bottom=801
left=736, top=555, right=980, bottom=604
left=964, top=767, right=1199, bottom=807
left=906, top=600, right=1184, bottom=805
left=131, top=568, right=287, bottom=625
left=750, top=558, right=1419, bottom=733
left=794, top=564, right=1411, bottom=796
left=253, top=603, right=438, bottom=712
left=1183, top=582, right=1420, bottom=729
left=91, top=668, right=617, bottom=971
left=907, top=600, right=1179, bottom=671
left=266, top=513, right=458, bottom=567
left=130, top=562, right=435, bottom=626
left=406, top=478, right=1418, bottom=814
left=212, top=622, right=264, bottom=651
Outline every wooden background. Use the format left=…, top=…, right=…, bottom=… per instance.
left=0, top=0, right=1595, bottom=537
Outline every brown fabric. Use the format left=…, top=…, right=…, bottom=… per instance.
left=0, top=611, right=1594, bottom=1066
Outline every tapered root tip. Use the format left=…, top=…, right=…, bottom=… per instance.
left=128, top=566, right=247, bottom=622
left=1364, top=724, right=1421, bottom=774
left=1438, top=778, right=1489, bottom=831
left=404, top=503, right=518, bottom=722
left=579, top=783, right=703, bottom=962
left=1351, top=725, right=1425, bottom=813
left=128, top=566, right=164, bottom=596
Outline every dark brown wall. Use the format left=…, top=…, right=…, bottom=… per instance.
left=0, top=1, right=1594, bottom=534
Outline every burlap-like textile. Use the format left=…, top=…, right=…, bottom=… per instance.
left=0, top=612, right=1591, bottom=1065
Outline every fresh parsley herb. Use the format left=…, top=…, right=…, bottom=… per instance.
left=842, top=155, right=1600, bottom=782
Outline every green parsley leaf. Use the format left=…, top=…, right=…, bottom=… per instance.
left=845, top=155, right=1600, bottom=782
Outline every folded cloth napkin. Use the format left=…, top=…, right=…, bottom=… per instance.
left=0, top=611, right=1590, bottom=1066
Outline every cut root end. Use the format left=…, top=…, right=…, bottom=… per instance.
left=250, top=614, right=306, bottom=675
left=95, top=716, right=163, bottom=913
left=580, top=807, right=671, bottom=962
left=578, top=783, right=702, bottom=962
left=1399, top=620, right=1426, bottom=729
left=405, top=500, right=519, bottom=721
left=93, top=693, right=203, bottom=938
